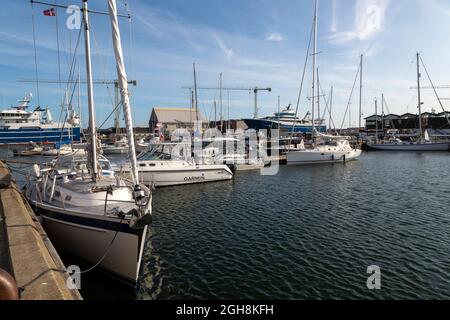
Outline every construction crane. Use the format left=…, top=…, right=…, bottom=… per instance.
left=410, top=85, right=450, bottom=89
left=409, top=85, right=450, bottom=101
left=18, top=79, right=137, bottom=134
left=182, top=86, right=272, bottom=121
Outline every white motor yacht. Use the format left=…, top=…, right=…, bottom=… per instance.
left=115, top=143, right=233, bottom=187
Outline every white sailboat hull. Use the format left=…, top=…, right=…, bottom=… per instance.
left=368, top=143, right=449, bottom=151
left=287, top=149, right=362, bottom=164
left=28, top=201, right=147, bottom=284
left=118, top=163, right=233, bottom=187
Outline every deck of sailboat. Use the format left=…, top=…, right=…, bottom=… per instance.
left=60, top=176, right=125, bottom=193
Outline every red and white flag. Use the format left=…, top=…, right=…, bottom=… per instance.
left=43, top=8, right=56, bottom=16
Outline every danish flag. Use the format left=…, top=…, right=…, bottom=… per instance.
left=43, top=8, right=56, bottom=16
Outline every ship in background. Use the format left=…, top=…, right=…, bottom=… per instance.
left=0, top=93, right=81, bottom=144
left=242, top=104, right=327, bottom=133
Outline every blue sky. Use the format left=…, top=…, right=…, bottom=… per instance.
left=1, top=0, right=450, bottom=128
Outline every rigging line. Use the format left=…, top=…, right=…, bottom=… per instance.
left=61, top=23, right=83, bottom=107
left=54, top=22, right=83, bottom=145
left=67, top=0, right=71, bottom=61
left=54, top=3, right=62, bottom=94
left=54, top=5, right=67, bottom=126
left=339, top=64, right=361, bottom=131
left=289, top=19, right=314, bottom=142
left=98, top=99, right=123, bottom=130
left=124, top=0, right=136, bottom=125
left=30, top=0, right=129, bottom=18
left=419, top=55, right=450, bottom=127
left=56, top=21, right=82, bottom=129
left=318, top=82, right=337, bottom=133
left=382, top=95, right=395, bottom=130
left=90, top=23, right=117, bottom=122
left=30, top=2, right=41, bottom=106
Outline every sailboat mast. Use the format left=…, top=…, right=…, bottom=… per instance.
left=108, top=0, right=139, bottom=184
left=214, top=100, right=217, bottom=127
left=77, top=68, right=81, bottom=131
left=82, top=0, right=98, bottom=181
left=329, top=86, right=333, bottom=131
left=375, top=98, right=379, bottom=143
left=193, top=63, right=199, bottom=121
left=359, top=54, right=363, bottom=129
left=311, top=0, right=318, bottom=136
left=416, top=52, right=423, bottom=140
left=219, top=73, right=223, bottom=130
left=381, top=93, right=385, bottom=133
left=317, top=67, right=320, bottom=129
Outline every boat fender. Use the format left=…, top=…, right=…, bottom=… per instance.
left=0, top=269, right=19, bottom=300
left=129, top=211, right=152, bottom=230
left=331, top=154, right=334, bottom=161
left=32, top=164, right=41, bottom=178
left=133, top=184, right=146, bottom=206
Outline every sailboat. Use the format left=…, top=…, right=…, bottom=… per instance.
left=24, top=0, right=152, bottom=285
left=287, top=0, right=362, bottom=165
left=367, top=53, right=449, bottom=151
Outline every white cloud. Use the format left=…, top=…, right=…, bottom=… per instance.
left=266, top=32, right=284, bottom=42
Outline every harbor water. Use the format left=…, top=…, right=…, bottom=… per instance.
left=5, top=150, right=450, bottom=299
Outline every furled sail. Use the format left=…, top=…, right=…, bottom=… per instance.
left=107, top=0, right=139, bottom=184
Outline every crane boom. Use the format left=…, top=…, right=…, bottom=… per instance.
left=182, top=86, right=272, bottom=119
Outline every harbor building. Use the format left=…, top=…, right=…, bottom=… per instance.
left=149, top=107, right=206, bottom=135
left=364, top=111, right=450, bottom=134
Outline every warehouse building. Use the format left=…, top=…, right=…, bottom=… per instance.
left=365, top=111, right=450, bottom=132
left=148, top=107, right=206, bottom=135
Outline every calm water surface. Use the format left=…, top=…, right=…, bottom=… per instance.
left=137, top=151, right=450, bottom=299
left=5, top=150, right=450, bottom=299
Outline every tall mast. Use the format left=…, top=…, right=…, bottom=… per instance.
left=416, top=52, right=423, bottom=140
left=77, top=68, right=81, bottom=131
left=375, top=98, right=379, bottom=143
left=114, top=81, right=120, bottom=134
left=277, top=95, right=280, bottom=123
left=193, top=63, right=199, bottom=121
left=82, top=0, right=98, bottom=181
left=214, top=100, right=217, bottom=128
left=329, top=86, right=333, bottom=132
left=227, top=90, right=230, bottom=131
left=381, top=93, right=385, bottom=133
left=219, top=73, right=223, bottom=130
left=317, top=67, right=320, bottom=129
left=108, top=0, right=138, bottom=184
left=311, top=0, right=318, bottom=136
left=359, top=54, right=363, bottom=129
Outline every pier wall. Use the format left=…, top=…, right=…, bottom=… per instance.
left=0, top=161, right=81, bottom=300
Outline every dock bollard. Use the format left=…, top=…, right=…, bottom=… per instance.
left=0, top=268, right=19, bottom=300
